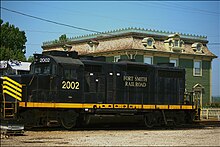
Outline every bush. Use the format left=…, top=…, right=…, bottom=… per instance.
left=204, top=103, right=220, bottom=108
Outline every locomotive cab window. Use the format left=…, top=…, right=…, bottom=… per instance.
left=64, top=69, right=77, bottom=80
left=32, top=63, right=51, bottom=74
left=62, top=65, right=83, bottom=80
left=30, top=56, right=56, bottom=75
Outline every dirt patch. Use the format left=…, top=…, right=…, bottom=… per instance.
left=1, top=124, right=220, bottom=146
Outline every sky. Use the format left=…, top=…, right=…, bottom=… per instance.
left=1, top=1, right=220, bottom=96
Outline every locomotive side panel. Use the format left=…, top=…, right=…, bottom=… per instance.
left=83, top=62, right=106, bottom=103
left=106, top=63, right=114, bottom=104
left=121, top=63, right=148, bottom=104
left=59, top=64, right=84, bottom=103
left=156, top=68, right=185, bottom=105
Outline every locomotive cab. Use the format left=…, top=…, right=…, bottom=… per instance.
left=28, top=51, right=84, bottom=103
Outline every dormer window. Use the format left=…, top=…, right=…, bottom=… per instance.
left=164, top=34, right=184, bottom=52
left=174, top=40, right=179, bottom=47
left=197, top=44, right=202, bottom=52
left=147, top=39, right=153, bottom=46
left=192, top=42, right=203, bottom=53
left=142, top=37, right=155, bottom=49
left=87, top=39, right=99, bottom=52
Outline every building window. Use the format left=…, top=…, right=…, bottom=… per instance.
left=142, top=37, right=155, bottom=49
left=144, top=56, right=153, bottom=64
left=174, top=40, right=179, bottom=47
left=192, top=42, right=203, bottom=53
left=147, top=39, right=153, bottom=46
left=194, top=60, right=202, bottom=76
left=87, top=39, right=99, bottom=52
left=114, top=55, right=120, bottom=62
left=170, top=58, right=178, bottom=67
left=197, top=44, right=202, bottom=52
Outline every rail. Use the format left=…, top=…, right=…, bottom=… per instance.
left=201, top=108, right=220, bottom=120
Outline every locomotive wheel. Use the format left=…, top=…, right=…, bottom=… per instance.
left=60, top=110, right=78, bottom=130
left=144, top=114, right=154, bottom=128
left=173, top=116, right=183, bottom=127
left=185, top=112, right=194, bottom=124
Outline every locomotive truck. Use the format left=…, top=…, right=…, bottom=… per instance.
left=0, top=51, right=196, bottom=129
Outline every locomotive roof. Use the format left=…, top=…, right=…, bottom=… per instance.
left=43, top=51, right=183, bottom=71
left=48, top=55, right=84, bottom=66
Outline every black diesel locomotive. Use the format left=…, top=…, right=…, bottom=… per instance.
left=0, top=51, right=195, bottom=129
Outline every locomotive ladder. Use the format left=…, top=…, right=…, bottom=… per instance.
left=2, top=88, right=18, bottom=119
left=3, top=100, right=17, bottom=119
left=1, top=76, right=22, bottom=119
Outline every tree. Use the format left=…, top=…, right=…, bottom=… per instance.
left=0, top=19, right=27, bottom=61
left=58, top=34, right=71, bottom=51
left=59, top=34, right=68, bottom=43
left=27, top=56, right=34, bottom=62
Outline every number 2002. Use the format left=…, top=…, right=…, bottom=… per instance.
left=62, top=81, right=80, bottom=90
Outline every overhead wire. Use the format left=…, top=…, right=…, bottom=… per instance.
left=35, top=1, right=219, bottom=32
left=159, top=2, right=220, bottom=15
left=1, top=5, right=219, bottom=45
left=136, top=1, right=220, bottom=16
left=26, top=2, right=162, bottom=30
left=24, top=30, right=78, bottom=35
left=0, top=7, right=112, bottom=36
left=208, top=43, right=220, bottom=45
left=1, top=4, right=218, bottom=37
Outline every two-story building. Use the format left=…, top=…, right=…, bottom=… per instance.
left=42, top=27, right=217, bottom=107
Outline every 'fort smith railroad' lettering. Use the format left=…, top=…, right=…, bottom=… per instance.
left=123, top=76, right=147, bottom=87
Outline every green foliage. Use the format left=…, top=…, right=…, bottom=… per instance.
left=59, top=34, right=68, bottom=43
left=58, top=34, right=71, bottom=51
left=204, top=96, right=220, bottom=108
left=204, top=102, right=220, bottom=108
left=27, top=56, right=34, bottom=62
left=0, top=19, right=27, bottom=61
left=212, top=96, right=220, bottom=103
left=0, top=47, right=26, bottom=61
left=0, top=47, right=12, bottom=60
left=210, top=103, right=220, bottom=108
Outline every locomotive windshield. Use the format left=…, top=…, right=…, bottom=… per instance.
left=30, top=55, right=57, bottom=75
left=33, top=63, right=51, bottom=74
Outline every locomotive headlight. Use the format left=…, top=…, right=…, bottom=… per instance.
left=96, top=79, right=99, bottom=82
left=85, top=108, right=89, bottom=111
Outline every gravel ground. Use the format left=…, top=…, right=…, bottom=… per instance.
left=1, top=122, right=220, bottom=146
